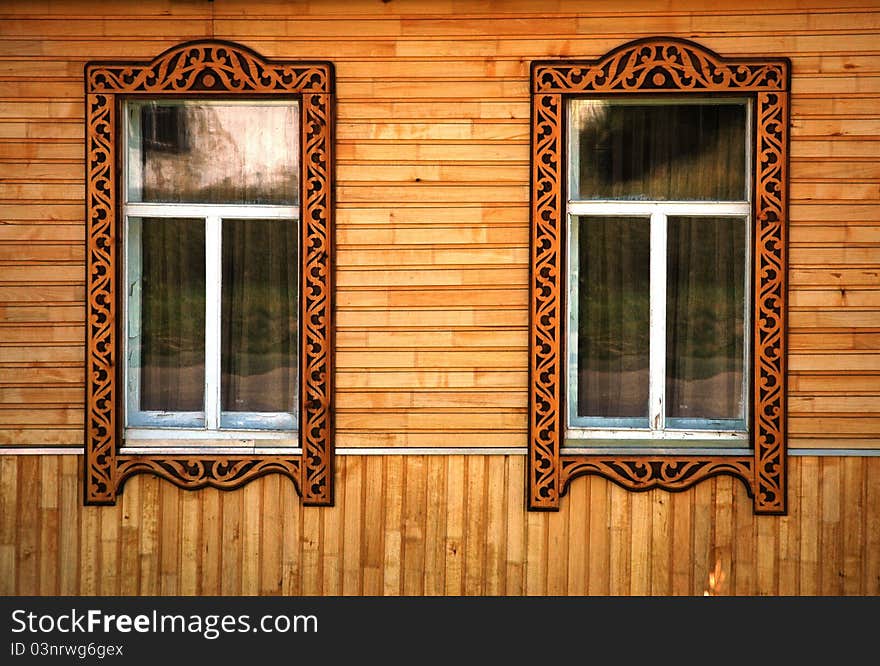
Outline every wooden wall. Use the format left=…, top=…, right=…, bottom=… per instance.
left=1, top=454, right=878, bottom=596
left=0, top=0, right=878, bottom=595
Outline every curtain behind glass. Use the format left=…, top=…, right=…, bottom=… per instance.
left=576, top=216, right=650, bottom=419
left=666, top=216, right=746, bottom=421
left=221, top=219, right=297, bottom=414
left=571, top=100, right=747, bottom=201
left=139, top=217, right=206, bottom=412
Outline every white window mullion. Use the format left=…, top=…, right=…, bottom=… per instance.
left=649, top=210, right=667, bottom=431
left=204, top=215, right=223, bottom=430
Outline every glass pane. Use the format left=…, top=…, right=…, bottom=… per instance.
left=666, top=216, right=746, bottom=421
left=221, top=219, right=297, bottom=414
left=576, top=216, right=650, bottom=419
left=571, top=99, right=747, bottom=201
left=128, top=100, right=299, bottom=205
left=138, top=217, right=206, bottom=412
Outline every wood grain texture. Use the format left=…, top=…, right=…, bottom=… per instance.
left=0, top=0, right=877, bottom=593
left=7, top=453, right=875, bottom=594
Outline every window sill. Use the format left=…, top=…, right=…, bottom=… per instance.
left=121, top=428, right=300, bottom=455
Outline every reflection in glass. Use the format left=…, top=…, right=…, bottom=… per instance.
left=666, top=216, right=746, bottom=421
left=128, top=100, right=299, bottom=205
left=576, top=216, right=650, bottom=418
left=571, top=99, right=747, bottom=201
left=221, top=219, right=297, bottom=414
left=138, top=217, right=206, bottom=412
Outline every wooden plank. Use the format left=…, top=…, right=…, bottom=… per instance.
left=261, top=474, right=283, bottom=595
left=402, top=455, right=426, bottom=595
left=820, top=457, right=843, bottom=595
left=421, top=455, right=446, bottom=594
left=867, top=458, right=880, bottom=596
left=587, top=477, right=610, bottom=595
left=381, top=455, right=403, bottom=595
left=566, top=474, right=588, bottom=595
left=179, top=487, right=199, bottom=595
left=444, top=455, right=464, bottom=595
left=608, top=483, right=630, bottom=596
left=220, top=487, right=242, bottom=595
left=524, top=503, right=546, bottom=595
left=301, top=485, right=321, bottom=595
left=341, top=455, right=364, bottom=595
left=58, top=455, right=79, bottom=594
left=16, top=457, right=38, bottom=594
left=158, top=481, right=179, bottom=595
left=777, top=458, right=801, bottom=595
left=0, top=456, right=17, bottom=594
left=842, top=457, right=865, bottom=595
left=546, top=504, right=568, bottom=595
left=118, top=466, right=139, bottom=596
left=138, top=476, right=160, bottom=595
left=485, top=455, right=506, bottom=595
left=650, top=490, right=671, bottom=596
left=200, top=488, right=221, bottom=596
left=279, top=475, right=302, bottom=595
left=629, top=490, right=651, bottom=595
left=712, top=476, right=734, bottom=596
left=464, top=455, right=486, bottom=594
left=504, top=455, right=525, bottom=595
left=361, top=455, right=384, bottom=594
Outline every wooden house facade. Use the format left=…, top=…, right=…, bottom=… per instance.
left=0, top=0, right=878, bottom=595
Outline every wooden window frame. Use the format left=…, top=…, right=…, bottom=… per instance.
left=84, top=40, right=335, bottom=506
left=528, top=37, right=790, bottom=514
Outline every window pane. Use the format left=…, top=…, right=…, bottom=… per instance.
left=221, top=219, right=297, bottom=414
left=128, top=101, right=299, bottom=205
left=571, top=99, right=747, bottom=201
left=666, top=216, right=746, bottom=422
left=138, top=217, right=206, bottom=412
left=576, top=216, right=650, bottom=419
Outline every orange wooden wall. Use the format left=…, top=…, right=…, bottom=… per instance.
left=0, top=0, right=878, bottom=595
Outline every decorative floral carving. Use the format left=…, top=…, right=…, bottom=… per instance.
left=528, top=37, right=789, bottom=513
left=533, top=38, right=787, bottom=93
left=560, top=457, right=754, bottom=495
left=116, top=457, right=302, bottom=494
left=84, top=41, right=334, bottom=506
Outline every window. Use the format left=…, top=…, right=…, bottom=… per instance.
left=124, top=100, right=299, bottom=439
left=567, top=97, right=751, bottom=444
left=84, top=41, right=335, bottom=505
left=528, top=38, right=790, bottom=513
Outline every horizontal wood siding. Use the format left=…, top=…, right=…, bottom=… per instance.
left=0, top=0, right=877, bottom=594
left=0, top=454, right=878, bottom=595
left=1, top=0, right=878, bottom=450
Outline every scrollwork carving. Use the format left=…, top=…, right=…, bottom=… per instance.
left=528, top=37, right=789, bottom=513
left=84, top=41, right=334, bottom=506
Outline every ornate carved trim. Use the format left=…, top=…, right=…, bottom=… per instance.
left=84, top=41, right=335, bottom=505
left=560, top=456, right=753, bottom=496
left=532, top=37, right=787, bottom=94
left=528, top=37, right=789, bottom=514
left=116, top=456, right=302, bottom=494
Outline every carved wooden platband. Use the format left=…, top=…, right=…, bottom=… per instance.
left=84, top=41, right=334, bottom=506
left=528, top=37, right=789, bottom=513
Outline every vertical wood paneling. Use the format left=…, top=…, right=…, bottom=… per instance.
left=0, top=455, right=878, bottom=595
